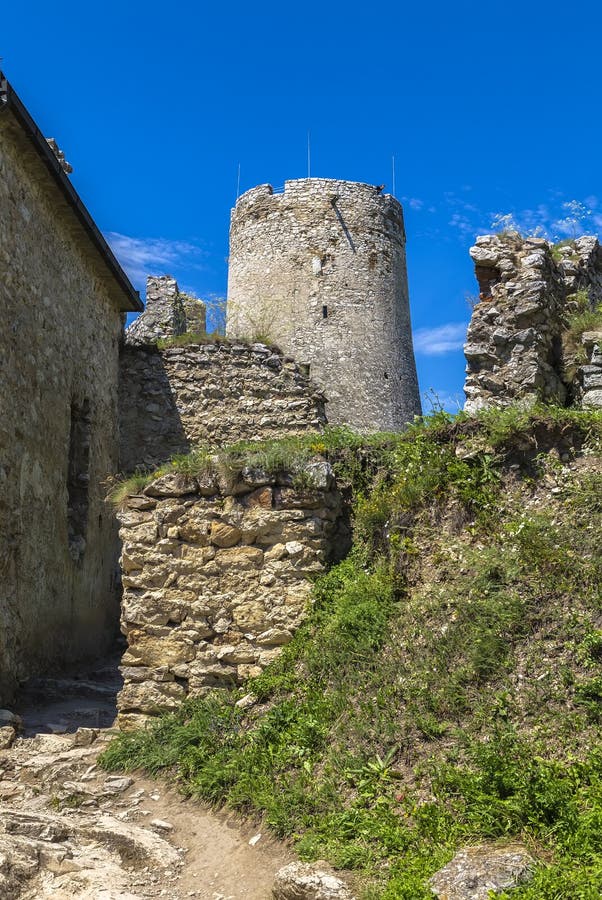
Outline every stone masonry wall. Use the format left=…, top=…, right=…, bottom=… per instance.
left=0, top=106, right=125, bottom=702
left=464, top=233, right=602, bottom=413
left=116, top=462, right=343, bottom=727
left=119, top=342, right=326, bottom=473
left=226, top=179, right=422, bottom=431
left=125, top=275, right=206, bottom=346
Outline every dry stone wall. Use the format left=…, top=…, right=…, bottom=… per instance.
left=226, top=179, right=422, bottom=431
left=464, top=233, right=602, bottom=413
left=119, top=341, right=326, bottom=473
left=116, top=462, right=344, bottom=727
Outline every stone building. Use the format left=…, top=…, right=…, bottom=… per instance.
left=0, top=73, right=142, bottom=703
left=226, top=178, right=422, bottom=431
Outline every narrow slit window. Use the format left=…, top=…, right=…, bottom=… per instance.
left=67, top=398, right=91, bottom=562
left=322, top=305, right=328, bottom=319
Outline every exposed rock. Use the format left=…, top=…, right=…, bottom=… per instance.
left=272, top=862, right=355, bottom=899
left=0, top=725, right=16, bottom=748
left=583, top=388, right=602, bottom=407
left=429, top=844, right=535, bottom=899
left=73, top=727, right=99, bottom=748
left=150, top=818, right=174, bottom=832
left=464, top=233, right=602, bottom=412
left=103, top=776, right=134, bottom=794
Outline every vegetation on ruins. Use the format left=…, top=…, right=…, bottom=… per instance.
left=102, top=405, right=602, bottom=898
left=563, top=295, right=602, bottom=361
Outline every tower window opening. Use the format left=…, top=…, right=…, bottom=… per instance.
left=384, top=371, right=389, bottom=379
left=67, top=398, right=91, bottom=563
left=322, top=305, right=328, bottom=319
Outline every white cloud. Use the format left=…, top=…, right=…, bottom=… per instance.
left=489, top=197, right=601, bottom=242
left=105, top=232, right=207, bottom=288
left=404, top=197, right=424, bottom=210
left=413, top=322, right=468, bottom=356
left=448, top=213, right=475, bottom=237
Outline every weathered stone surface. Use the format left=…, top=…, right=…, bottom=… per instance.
left=119, top=341, right=327, bottom=473
left=226, top=179, right=422, bottom=431
left=0, top=108, right=131, bottom=705
left=0, top=725, right=16, bottom=749
left=583, top=388, right=602, bottom=407
left=210, top=521, right=243, bottom=547
left=116, top=460, right=345, bottom=724
left=125, top=274, right=206, bottom=346
left=272, top=862, right=355, bottom=899
left=144, top=472, right=198, bottom=497
left=429, top=844, right=534, bottom=899
left=464, top=233, right=602, bottom=412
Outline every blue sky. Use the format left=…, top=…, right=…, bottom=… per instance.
left=4, top=1, right=601, bottom=411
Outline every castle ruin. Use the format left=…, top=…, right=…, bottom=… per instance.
left=3, top=67, right=602, bottom=717
left=463, top=233, right=602, bottom=413
left=226, top=179, right=422, bottom=431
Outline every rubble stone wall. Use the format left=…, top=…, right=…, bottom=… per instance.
left=124, top=275, right=206, bottom=346
left=119, top=342, right=327, bottom=473
left=464, top=234, right=602, bottom=413
left=116, top=463, right=344, bottom=727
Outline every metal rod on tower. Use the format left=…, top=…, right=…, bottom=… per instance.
left=236, top=163, right=241, bottom=200
left=392, top=155, right=396, bottom=198
left=307, top=131, right=311, bottom=178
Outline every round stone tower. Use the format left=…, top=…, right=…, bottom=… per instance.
left=226, top=178, right=421, bottom=431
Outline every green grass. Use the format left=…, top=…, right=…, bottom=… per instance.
left=102, top=407, right=602, bottom=896
left=562, top=293, right=602, bottom=368
left=550, top=238, right=578, bottom=263
left=110, top=405, right=602, bottom=508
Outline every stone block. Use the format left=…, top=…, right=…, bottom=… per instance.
left=210, top=521, right=243, bottom=548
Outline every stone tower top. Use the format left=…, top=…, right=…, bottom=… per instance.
left=226, top=178, right=421, bottom=431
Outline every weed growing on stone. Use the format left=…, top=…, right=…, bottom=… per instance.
left=563, top=299, right=602, bottom=365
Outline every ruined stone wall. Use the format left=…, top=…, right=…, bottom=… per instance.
left=116, top=463, right=344, bottom=727
left=125, top=275, right=206, bottom=346
left=119, top=342, right=326, bottom=473
left=464, top=233, right=602, bottom=413
left=226, top=179, right=422, bottom=431
left=0, top=116, right=125, bottom=702
left=580, top=331, right=602, bottom=408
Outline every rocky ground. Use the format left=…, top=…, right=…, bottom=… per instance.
left=0, top=662, right=291, bottom=900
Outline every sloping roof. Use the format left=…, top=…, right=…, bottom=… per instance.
left=0, top=73, right=143, bottom=313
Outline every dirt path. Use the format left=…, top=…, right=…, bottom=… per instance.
left=0, top=668, right=291, bottom=899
